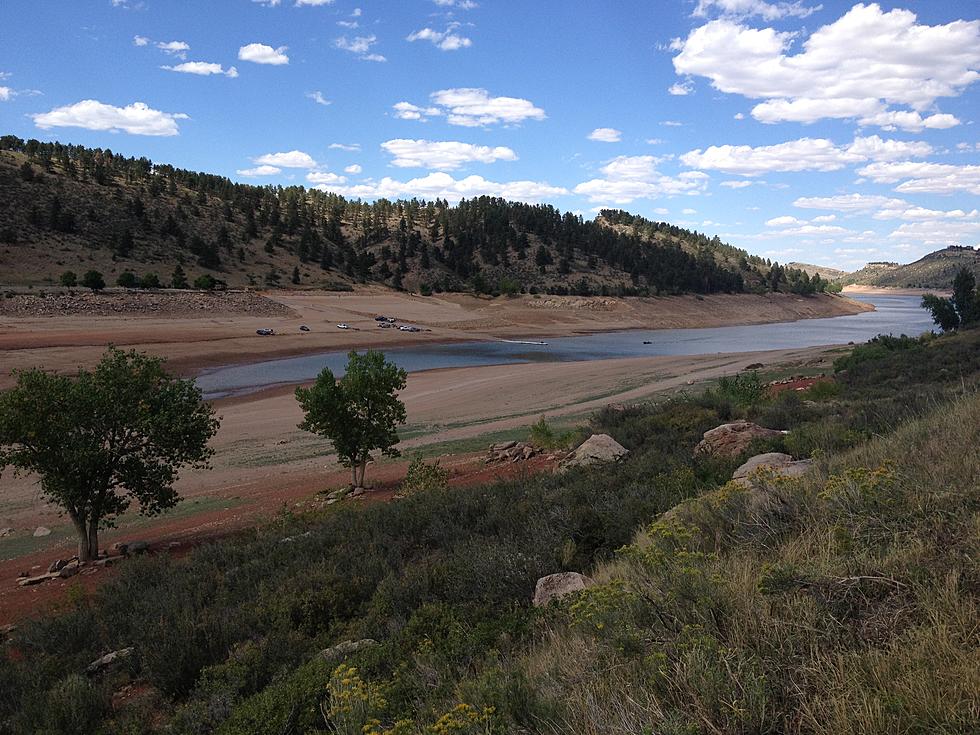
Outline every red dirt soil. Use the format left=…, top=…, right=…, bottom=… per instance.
left=0, top=452, right=556, bottom=628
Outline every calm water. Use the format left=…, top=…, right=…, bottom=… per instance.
left=197, top=294, right=934, bottom=399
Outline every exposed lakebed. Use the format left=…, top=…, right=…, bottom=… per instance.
left=197, top=294, right=934, bottom=399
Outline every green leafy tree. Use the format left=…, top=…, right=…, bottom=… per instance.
left=60, top=271, right=77, bottom=287
left=140, top=272, right=161, bottom=289
left=116, top=271, right=138, bottom=288
left=81, top=270, right=105, bottom=291
left=921, top=268, right=980, bottom=332
left=0, top=348, right=219, bottom=561
left=296, top=350, right=407, bottom=488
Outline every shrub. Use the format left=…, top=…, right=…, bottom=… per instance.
left=714, top=371, right=767, bottom=406
left=81, top=270, right=105, bottom=290
left=140, top=272, right=162, bottom=288
left=401, top=455, right=449, bottom=495
left=59, top=270, right=77, bottom=287
left=116, top=271, right=138, bottom=288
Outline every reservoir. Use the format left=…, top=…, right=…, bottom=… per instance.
left=197, top=294, right=935, bottom=399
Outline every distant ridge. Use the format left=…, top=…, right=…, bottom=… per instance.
left=845, top=246, right=980, bottom=289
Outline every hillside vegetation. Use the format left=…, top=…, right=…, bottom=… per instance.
left=0, top=328, right=977, bottom=734
left=845, top=246, right=980, bottom=289
left=0, top=136, right=832, bottom=298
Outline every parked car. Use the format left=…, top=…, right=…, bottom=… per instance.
left=337, top=323, right=350, bottom=329
left=299, top=325, right=311, bottom=332
left=378, top=323, right=391, bottom=328
left=374, top=315, right=388, bottom=322
left=256, top=328, right=274, bottom=336
left=386, top=317, right=397, bottom=323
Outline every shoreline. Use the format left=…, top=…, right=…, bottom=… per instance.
left=0, top=289, right=872, bottom=389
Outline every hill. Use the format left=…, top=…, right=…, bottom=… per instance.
left=787, top=261, right=849, bottom=281
left=845, top=246, right=980, bottom=288
left=0, top=136, right=831, bottom=297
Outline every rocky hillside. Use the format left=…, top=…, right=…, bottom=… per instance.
left=0, top=136, right=829, bottom=297
left=787, top=261, right=849, bottom=281
left=845, top=246, right=980, bottom=288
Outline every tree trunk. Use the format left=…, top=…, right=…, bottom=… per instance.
left=71, top=515, right=91, bottom=562
left=351, top=463, right=359, bottom=488
left=357, top=460, right=367, bottom=488
left=87, top=521, right=100, bottom=561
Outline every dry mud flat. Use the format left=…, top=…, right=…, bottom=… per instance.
left=0, top=287, right=870, bottom=387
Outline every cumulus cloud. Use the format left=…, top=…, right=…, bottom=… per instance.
left=886, top=220, right=980, bottom=248
left=162, top=62, right=238, bottom=77
left=307, top=90, right=331, bottom=106
left=238, top=43, right=289, bottom=65
left=407, top=26, right=472, bottom=51
left=329, top=142, right=361, bottom=151
left=295, top=0, right=335, bottom=5
left=306, top=171, right=347, bottom=185
left=335, top=35, right=385, bottom=61
left=344, top=164, right=362, bottom=174
left=381, top=139, right=517, bottom=170
left=133, top=35, right=149, bottom=46
left=311, top=171, right=566, bottom=204
left=587, top=127, right=622, bottom=143
left=32, top=100, right=188, bottom=136
left=672, top=4, right=980, bottom=130
left=680, top=135, right=932, bottom=176
left=393, top=88, right=545, bottom=127
left=693, top=0, right=819, bottom=20
left=156, top=40, right=190, bottom=58
left=573, top=155, right=709, bottom=204
left=433, top=0, right=478, bottom=8
left=857, top=161, right=980, bottom=195
left=793, top=193, right=908, bottom=212
left=668, top=81, right=693, bottom=96
left=0, top=86, right=12, bottom=102
left=237, top=165, right=282, bottom=177
left=253, top=150, right=317, bottom=168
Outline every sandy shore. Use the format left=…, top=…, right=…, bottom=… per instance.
left=843, top=285, right=948, bottom=296
left=0, top=287, right=870, bottom=389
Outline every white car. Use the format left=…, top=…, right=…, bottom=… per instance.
left=336, top=323, right=350, bottom=330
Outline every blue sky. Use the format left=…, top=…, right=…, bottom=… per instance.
left=1, top=0, right=977, bottom=270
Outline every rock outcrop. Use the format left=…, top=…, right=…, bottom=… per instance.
left=318, top=639, right=380, bottom=661
left=732, top=452, right=813, bottom=487
left=533, top=572, right=591, bottom=607
left=486, top=440, right=538, bottom=464
left=694, top=421, right=784, bottom=458
left=86, top=647, right=134, bottom=676
left=561, top=434, right=628, bottom=469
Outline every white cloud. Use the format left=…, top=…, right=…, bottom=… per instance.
left=0, top=86, right=11, bottom=102
left=794, top=193, right=908, bottom=212
left=312, top=171, right=566, bottom=204
left=857, top=161, right=980, bottom=195
left=133, top=35, right=149, bottom=46
left=344, top=164, right=362, bottom=174
left=238, top=43, right=289, bottom=65
left=672, top=4, right=980, bottom=130
left=693, top=0, right=819, bottom=21
left=32, top=100, right=187, bottom=136
left=645, top=138, right=663, bottom=145
left=307, top=90, right=331, bottom=106
left=156, top=40, right=189, bottom=58
left=329, top=142, right=361, bottom=152
left=433, top=0, right=478, bottom=8
left=335, top=35, right=385, bottom=61
left=587, top=127, right=622, bottom=143
left=381, top=139, right=517, bottom=170
left=407, top=27, right=472, bottom=51
left=720, top=179, right=756, bottom=188
left=886, top=220, right=980, bottom=248
left=306, top=171, right=347, bottom=185
left=662, top=120, right=683, bottom=127
left=253, top=150, right=317, bottom=168
left=573, top=155, right=709, bottom=204
left=393, top=88, right=545, bottom=127
left=765, top=215, right=803, bottom=226
left=237, top=165, right=282, bottom=177
left=668, top=81, right=693, bottom=96
left=681, top=135, right=931, bottom=176
left=162, top=62, right=238, bottom=77
left=337, top=20, right=359, bottom=28
left=295, top=0, right=335, bottom=5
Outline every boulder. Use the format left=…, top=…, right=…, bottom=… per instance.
left=532, top=572, right=591, bottom=607
left=492, top=440, right=518, bottom=451
left=561, top=434, right=628, bottom=469
left=33, top=526, right=51, bottom=537
left=732, top=453, right=813, bottom=486
left=58, top=561, right=81, bottom=579
left=48, top=559, right=68, bottom=574
left=694, top=421, right=784, bottom=459
left=0, top=527, right=12, bottom=538
left=114, top=540, right=149, bottom=556
left=86, top=647, right=134, bottom=676
left=318, top=639, right=379, bottom=662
